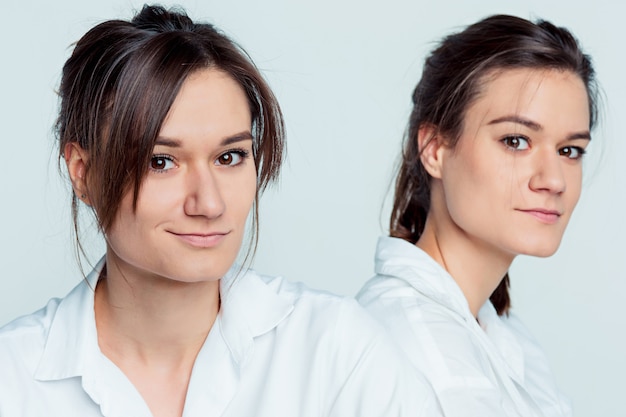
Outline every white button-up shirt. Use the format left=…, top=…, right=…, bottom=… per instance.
left=357, top=236, right=572, bottom=417
left=0, top=258, right=441, bottom=416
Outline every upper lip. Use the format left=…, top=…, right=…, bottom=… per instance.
left=517, top=208, right=562, bottom=216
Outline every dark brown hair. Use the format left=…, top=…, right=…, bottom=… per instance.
left=56, top=4, right=284, bottom=260
left=390, top=14, right=598, bottom=315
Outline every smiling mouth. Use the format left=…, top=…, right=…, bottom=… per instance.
left=517, top=209, right=562, bottom=224
left=170, top=231, right=231, bottom=248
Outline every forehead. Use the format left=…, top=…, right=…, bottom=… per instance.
left=465, top=68, right=590, bottom=131
left=159, top=68, right=252, bottom=140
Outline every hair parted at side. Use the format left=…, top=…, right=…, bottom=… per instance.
left=390, top=14, right=598, bottom=315
left=56, top=4, right=284, bottom=261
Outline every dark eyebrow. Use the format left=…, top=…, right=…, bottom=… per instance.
left=154, top=137, right=182, bottom=147
left=488, top=115, right=542, bottom=131
left=221, top=131, right=253, bottom=146
left=567, top=131, right=592, bottom=141
left=154, top=131, right=254, bottom=148
left=488, top=115, right=591, bottom=141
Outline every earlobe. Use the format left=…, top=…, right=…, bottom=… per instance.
left=64, top=142, right=92, bottom=205
left=418, top=124, right=445, bottom=179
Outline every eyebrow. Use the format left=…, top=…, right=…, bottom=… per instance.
left=155, top=131, right=254, bottom=147
left=487, top=115, right=591, bottom=140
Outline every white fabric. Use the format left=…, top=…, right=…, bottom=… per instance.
left=357, top=236, right=572, bottom=417
left=0, top=258, right=442, bottom=417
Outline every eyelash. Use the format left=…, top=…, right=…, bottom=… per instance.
left=559, top=146, right=586, bottom=160
left=501, top=135, right=530, bottom=150
left=216, top=148, right=251, bottom=166
left=149, top=154, right=176, bottom=173
left=500, top=135, right=586, bottom=161
left=149, top=148, right=251, bottom=173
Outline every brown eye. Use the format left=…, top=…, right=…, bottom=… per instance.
left=218, top=153, right=234, bottom=165
left=559, top=146, right=586, bottom=160
left=502, top=135, right=529, bottom=150
left=216, top=150, right=247, bottom=166
left=150, top=155, right=175, bottom=171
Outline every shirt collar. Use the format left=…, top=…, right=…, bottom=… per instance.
left=375, top=236, right=472, bottom=319
left=375, top=236, right=526, bottom=383
left=218, top=267, right=294, bottom=365
left=34, top=257, right=104, bottom=381
left=34, top=259, right=294, bottom=380
left=477, top=302, right=526, bottom=382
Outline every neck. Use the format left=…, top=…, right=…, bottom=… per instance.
left=417, top=206, right=514, bottom=318
left=94, top=250, right=221, bottom=367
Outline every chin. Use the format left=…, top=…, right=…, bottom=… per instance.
left=157, top=260, right=232, bottom=284
left=528, top=249, right=559, bottom=258
left=185, top=266, right=231, bottom=283
left=517, top=241, right=562, bottom=258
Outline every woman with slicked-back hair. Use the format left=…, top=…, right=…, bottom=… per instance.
left=358, top=14, right=598, bottom=416
left=0, top=5, right=441, bottom=416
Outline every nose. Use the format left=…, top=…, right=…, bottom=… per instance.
left=183, top=165, right=226, bottom=218
left=528, top=149, right=566, bottom=194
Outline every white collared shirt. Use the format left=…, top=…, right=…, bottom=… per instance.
left=0, top=258, right=441, bottom=416
left=357, top=236, right=572, bottom=417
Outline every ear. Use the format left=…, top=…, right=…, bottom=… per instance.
left=64, top=142, right=92, bottom=205
left=417, top=124, right=446, bottom=179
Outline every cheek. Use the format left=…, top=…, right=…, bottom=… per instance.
left=442, top=151, right=491, bottom=207
left=128, top=182, right=182, bottom=228
left=565, top=166, right=584, bottom=208
left=104, top=195, right=141, bottom=253
left=226, top=166, right=257, bottom=218
left=442, top=148, right=519, bottom=231
left=110, top=191, right=135, bottom=227
left=111, top=179, right=183, bottom=237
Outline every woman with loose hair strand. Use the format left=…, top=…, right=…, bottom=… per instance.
left=0, top=5, right=440, bottom=416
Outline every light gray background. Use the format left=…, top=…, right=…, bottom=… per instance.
left=1, top=1, right=623, bottom=415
